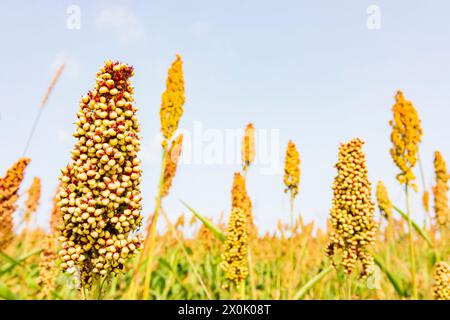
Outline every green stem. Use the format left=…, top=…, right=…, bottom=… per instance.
left=160, top=207, right=212, bottom=300
left=293, top=266, right=333, bottom=300
left=373, top=254, right=404, bottom=297
left=142, top=150, right=167, bottom=300
left=393, top=206, right=434, bottom=247
left=288, top=192, right=296, bottom=298
left=405, top=185, right=417, bottom=299
left=418, top=154, right=432, bottom=224
left=239, top=280, right=246, bottom=300
left=289, top=193, right=294, bottom=229
left=346, top=276, right=352, bottom=300
left=96, top=276, right=108, bottom=300
left=248, top=246, right=256, bottom=299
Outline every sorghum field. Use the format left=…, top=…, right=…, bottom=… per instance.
left=0, top=56, right=449, bottom=301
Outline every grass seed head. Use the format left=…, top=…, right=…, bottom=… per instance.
left=432, top=151, right=449, bottom=226
left=283, top=140, right=300, bottom=198
left=376, top=181, right=393, bottom=220
left=232, top=172, right=253, bottom=228
left=220, top=207, right=249, bottom=287
left=242, top=123, right=256, bottom=170
left=325, top=138, right=378, bottom=277
left=57, top=60, right=143, bottom=288
left=389, top=90, right=422, bottom=189
left=162, top=134, right=183, bottom=197
left=37, top=234, right=58, bottom=299
left=433, top=261, right=450, bottom=300
left=160, top=54, right=185, bottom=148
left=422, top=191, right=430, bottom=213
left=24, top=177, right=41, bottom=223
left=0, top=158, right=30, bottom=249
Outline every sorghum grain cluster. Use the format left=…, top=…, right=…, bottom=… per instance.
left=37, top=187, right=62, bottom=299
left=242, top=123, right=255, bottom=170
left=284, top=140, right=300, bottom=197
left=57, top=60, right=143, bottom=288
left=325, top=138, right=378, bottom=277
left=232, top=172, right=253, bottom=226
left=24, top=177, right=41, bottom=223
left=389, top=91, right=422, bottom=189
left=162, top=134, right=183, bottom=197
left=0, top=158, right=30, bottom=249
left=160, top=55, right=185, bottom=148
left=221, top=207, right=248, bottom=287
left=433, top=261, right=450, bottom=300
left=376, top=181, right=393, bottom=220
left=432, top=151, right=449, bottom=226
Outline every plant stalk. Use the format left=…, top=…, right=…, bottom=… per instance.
left=405, top=185, right=417, bottom=299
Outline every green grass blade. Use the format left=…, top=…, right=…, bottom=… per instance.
left=0, top=249, right=42, bottom=276
left=0, top=251, right=19, bottom=264
left=180, top=200, right=226, bottom=242
left=393, top=205, right=434, bottom=247
left=293, top=266, right=333, bottom=300
left=0, top=282, right=19, bottom=300
left=373, top=254, right=404, bottom=297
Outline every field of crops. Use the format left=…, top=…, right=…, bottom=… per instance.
left=0, top=56, right=448, bottom=300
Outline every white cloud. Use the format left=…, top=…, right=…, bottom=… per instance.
left=95, top=7, right=145, bottom=42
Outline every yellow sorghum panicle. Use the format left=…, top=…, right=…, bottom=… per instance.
left=57, top=60, right=143, bottom=288
left=284, top=140, right=300, bottom=197
left=37, top=234, right=58, bottom=299
left=232, top=172, right=253, bottom=227
left=422, top=191, right=430, bottom=213
left=376, top=181, right=393, bottom=219
left=242, top=123, right=255, bottom=169
left=433, top=261, right=450, bottom=300
left=24, top=177, right=41, bottom=223
left=189, top=214, right=197, bottom=227
left=37, top=186, right=62, bottom=298
left=325, top=138, right=378, bottom=277
left=197, top=223, right=213, bottom=250
left=162, top=134, right=183, bottom=197
left=160, top=54, right=185, bottom=148
left=50, top=184, right=62, bottom=234
left=0, top=158, right=30, bottom=250
left=432, top=151, right=449, bottom=226
left=221, top=207, right=248, bottom=287
left=175, top=213, right=185, bottom=229
left=389, top=90, right=423, bottom=189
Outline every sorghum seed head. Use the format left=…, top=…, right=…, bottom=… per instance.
left=422, top=191, right=430, bottom=214
left=160, top=54, right=185, bottom=148
left=161, top=134, right=183, bottom=198
left=0, top=158, right=30, bottom=250
left=325, top=138, right=378, bottom=277
left=24, top=177, right=41, bottom=223
left=433, top=261, right=450, bottom=300
left=220, top=207, right=248, bottom=286
left=232, top=172, right=253, bottom=227
left=389, top=90, right=423, bottom=189
left=242, top=123, right=255, bottom=169
left=432, top=151, right=449, bottom=226
left=376, top=181, right=393, bottom=220
left=57, top=60, right=143, bottom=288
left=283, top=140, right=300, bottom=198
left=37, top=234, right=58, bottom=299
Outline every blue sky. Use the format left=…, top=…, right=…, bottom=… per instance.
left=1, top=0, right=449, bottom=234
